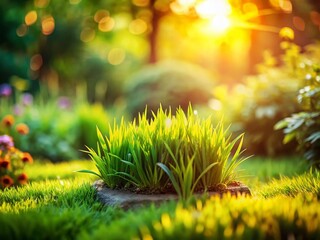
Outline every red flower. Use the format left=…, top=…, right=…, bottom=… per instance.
left=2, top=115, right=14, bottom=127
left=21, top=152, right=33, bottom=164
left=0, top=159, right=10, bottom=169
left=16, top=123, right=29, bottom=135
left=1, top=175, right=14, bottom=188
left=17, top=173, right=28, bottom=185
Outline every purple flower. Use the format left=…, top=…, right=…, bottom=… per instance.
left=0, top=84, right=12, bottom=97
left=58, top=96, right=71, bottom=109
left=22, top=93, right=33, bottom=106
left=0, top=135, right=14, bottom=150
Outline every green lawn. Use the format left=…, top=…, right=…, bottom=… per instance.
left=1, top=157, right=320, bottom=240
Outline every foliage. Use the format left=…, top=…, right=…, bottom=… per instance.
left=0, top=115, right=33, bottom=189
left=124, top=60, right=215, bottom=117
left=82, top=105, right=246, bottom=199
left=212, top=41, right=320, bottom=156
left=0, top=93, right=116, bottom=162
left=275, top=63, right=320, bottom=168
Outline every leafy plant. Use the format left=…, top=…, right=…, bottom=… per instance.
left=124, top=60, right=215, bottom=118
left=275, top=63, right=320, bottom=168
left=0, top=115, right=33, bottom=189
left=81, top=105, right=247, bottom=199
left=212, top=40, right=320, bottom=156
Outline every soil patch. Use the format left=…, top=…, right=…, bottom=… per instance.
left=93, top=180, right=251, bottom=210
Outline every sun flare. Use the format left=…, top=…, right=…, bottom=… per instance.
left=196, top=0, right=232, bottom=34
left=171, top=0, right=233, bottom=35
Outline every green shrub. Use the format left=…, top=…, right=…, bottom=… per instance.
left=1, top=94, right=116, bottom=162
left=74, top=102, right=113, bottom=154
left=124, top=60, right=215, bottom=117
left=212, top=41, right=320, bottom=156
left=11, top=98, right=79, bottom=162
left=275, top=63, right=320, bottom=168
left=82, top=105, right=246, bottom=200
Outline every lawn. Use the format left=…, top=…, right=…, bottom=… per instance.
left=1, top=156, right=319, bottom=240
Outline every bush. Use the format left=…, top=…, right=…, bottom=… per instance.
left=276, top=63, right=320, bottom=168
left=0, top=93, right=116, bottom=162
left=124, top=60, right=215, bottom=117
left=212, top=41, right=320, bottom=156
left=82, top=105, right=246, bottom=200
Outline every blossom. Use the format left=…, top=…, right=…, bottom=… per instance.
left=0, top=84, right=12, bottom=97
left=0, top=135, right=14, bottom=150
left=16, top=123, right=29, bottom=135
left=1, top=175, right=14, bottom=188
left=17, top=173, right=28, bottom=185
left=2, top=115, right=14, bottom=127
left=21, top=152, right=33, bottom=164
left=22, top=93, right=33, bottom=106
left=0, top=159, right=10, bottom=169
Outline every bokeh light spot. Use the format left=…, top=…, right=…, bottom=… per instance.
left=129, top=19, right=148, bottom=35
left=293, top=16, right=305, bottom=31
left=310, top=11, right=320, bottom=27
left=34, top=0, right=50, bottom=8
left=280, top=0, right=292, bottom=13
left=41, top=16, right=55, bottom=35
left=30, top=54, right=43, bottom=71
left=94, top=9, right=109, bottom=23
left=80, top=27, right=96, bottom=42
left=69, top=0, right=81, bottom=5
left=25, top=11, right=38, bottom=26
left=132, top=0, right=150, bottom=7
left=16, top=24, right=28, bottom=37
left=243, top=2, right=258, bottom=17
left=98, top=17, right=115, bottom=32
left=279, top=27, right=294, bottom=40
left=108, top=48, right=126, bottom=65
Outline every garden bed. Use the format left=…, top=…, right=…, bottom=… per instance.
left=93, top=180, right=251, bottom=209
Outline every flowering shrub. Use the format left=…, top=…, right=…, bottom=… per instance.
left=0, top=115, right=33, bottom=189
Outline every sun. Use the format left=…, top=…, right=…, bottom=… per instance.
left=171, top=0, right=233, bottom=35
left=195, top=0, right=232, bottom=34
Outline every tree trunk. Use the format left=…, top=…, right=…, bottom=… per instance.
left=149, top=2, right=161, bottom=64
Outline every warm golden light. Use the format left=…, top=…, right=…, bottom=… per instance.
left=129, top=19, right=148, bottom=35
left=132, top=0, right=150, bottom=7
left=195, top=0, right=231, bottom=19
left=195, top=0, right=232, bottom=34
left=41, top=16, right=55, bottom=35
left=243, top=2, right=259, bottom=17
left=94, top=9, right=109, bottom=23
left=208, top=15, right=231, bottom=34
left=98, top=17, right=115, bottom=32
left=25, top=11, right=37, bottom=26
left=108, top=48, right=126, bottom=65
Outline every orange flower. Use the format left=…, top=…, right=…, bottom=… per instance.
left=16, top=123, right=29, bottom=135
left=17, top=173, right=28, bottom=185
left=2, top=115, right=14, bottom=127
left=0, top=159, right=10, bottom=169
left=1, top=175, right=14, bottom=188
left=21, top=152, right=33, bottom=164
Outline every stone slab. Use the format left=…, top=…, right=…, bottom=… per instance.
left=93, top=180, right=251, bottom=210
